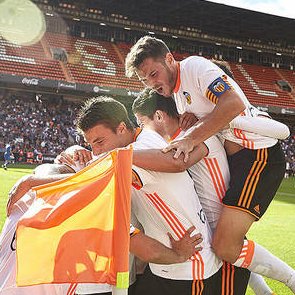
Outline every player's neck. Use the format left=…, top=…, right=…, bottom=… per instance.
left=165, top=119, right=180, bottom=142
left=130, top=127, right=141, bottom=143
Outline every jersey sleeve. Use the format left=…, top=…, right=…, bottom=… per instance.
left=131, top=130, right=168, bottom=189
left=230, top=116, right=290, bottom=140
left=191, top=57, right=234, bottom=104
left=130, top=224, right=140, bottom=237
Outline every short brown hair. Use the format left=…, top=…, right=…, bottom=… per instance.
left=125, top=36, right=170, bottom=78
left=76, top=96, right=134, bottom=133
left=211, top=59, right=234, bottom=79
left=132, top=88, right=179, bottom=120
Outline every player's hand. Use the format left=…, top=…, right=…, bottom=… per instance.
left=54, top=151, right=76, bottom=167
left=179, top=112, right=198, bottom=131
left=168, top=226, right=203, bottom=263
left=54, top=146, right=92, bottom=166
left=72, top=148, right=92, bottom=165
left=6, top=174, right=33, bottom=216
left=162, top=137, right=195, bottom=163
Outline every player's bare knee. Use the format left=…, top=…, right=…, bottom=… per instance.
left=212, top=236, right=240, bottom=263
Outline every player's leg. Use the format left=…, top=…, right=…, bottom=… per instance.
left=249, top=273, right=275, bottom=295
left=3, top=158, right=8, bottom=169
left=213, top=143, right=295, bottom=291
left=213, top=207, right=295, bottom=291
left=212, top=205, right=254, bottom=263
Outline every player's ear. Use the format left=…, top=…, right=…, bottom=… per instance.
left=165, top=53, right=174, bottom=65
left=117, top=122, right=127, bottom=134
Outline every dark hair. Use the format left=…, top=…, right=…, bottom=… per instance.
left=132, top=88, right=179, bottom=119
left=76, top=96, right=134, bottom=133
left=211, top=59, right=234, bottom=79
left=125, top=36, right=170, bottom=78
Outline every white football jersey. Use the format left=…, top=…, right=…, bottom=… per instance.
left=131, top=129, right=222, bottom=280
left=173, top=56, right=278, bottom=149
left=0, top=192, right=70, bottom=295
left=176, top=131, right=230, bottom=230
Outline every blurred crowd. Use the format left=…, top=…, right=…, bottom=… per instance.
left=0, top=95, right=81, bottom=162
left=280, top=126, right=295, bottom=177
left=0, top=94, right=294, bottom=175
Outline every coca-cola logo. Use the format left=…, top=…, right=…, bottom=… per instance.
left=21, top=77, right=39, bottom=86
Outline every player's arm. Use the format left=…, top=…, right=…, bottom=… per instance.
left=133, top=142, right=208, bottom=172
left=130, top=226, right=202, bottom=264
left=230, top=116, right=290, bottom=140
left=164, top=90, right=245, bottom=162
left=6, top=166, right=74, bottom=216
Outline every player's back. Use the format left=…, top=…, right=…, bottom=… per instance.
left=131, top=129, right=221, bottom=280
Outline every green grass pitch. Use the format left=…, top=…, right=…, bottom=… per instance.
left=0, top=163, right=294, bottom=294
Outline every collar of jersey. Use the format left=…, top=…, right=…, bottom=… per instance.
left=133, top=127, right=143, bottom=142
left=169, top=127, right=182, bottom=142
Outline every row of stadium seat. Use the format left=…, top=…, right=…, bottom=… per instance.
left=0, top=34, right=294, bottom=108
left=230, top=63, right=295, bottom=108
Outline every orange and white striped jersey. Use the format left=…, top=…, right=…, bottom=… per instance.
left=190, top=137, right=229, bottom=231
left=131, top=129, right=222, bottom=280
left=0, top=192, right=71, bottom=295
left=173, top=56, right=277, bottom=149
left=188, top=135, right=229, bottom=231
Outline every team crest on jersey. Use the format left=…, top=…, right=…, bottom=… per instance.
left=183, top=91, right=192, bottom=104
left=208, top=76, right=231, bottom=97
left=213, top=81, right=225, bottom=92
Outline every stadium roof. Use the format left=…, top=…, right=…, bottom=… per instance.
left=74, top=0, right=295, bottom=46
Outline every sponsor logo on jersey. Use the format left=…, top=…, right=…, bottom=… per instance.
left=183, top=91, right=192, bottom=104
left=10, top=231, right=16, bottom=251
left=132, top=170, right=143, bottom=190
left=198, top=208, right=206, bottom=224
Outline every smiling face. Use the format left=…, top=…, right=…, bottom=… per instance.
left=136, top=54, right=178, bottom=97
left=83, top=123, right=129, bottom=156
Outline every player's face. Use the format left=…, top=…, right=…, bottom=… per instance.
left=84, top=123, right=127, bottom=156
left=136, top=54, right=177, bottom=97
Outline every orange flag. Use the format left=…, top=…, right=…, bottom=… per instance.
left=16, top=148, right=132, bottom=289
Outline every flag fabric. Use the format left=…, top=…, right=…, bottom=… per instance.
left=0, top=192, right=71, bottom=295
left=16, top=147, right=133, bottom=289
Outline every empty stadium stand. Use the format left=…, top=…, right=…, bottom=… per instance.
left=45, top=34, right=142, bottom=90
left=0, top=37, right=65, bottom=80
left=0, top=33, right=294, bottom=109
left=230, top=63, right=295, bottom=108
